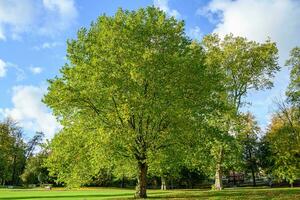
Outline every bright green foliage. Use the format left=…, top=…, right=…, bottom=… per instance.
left=199, top=34, right=279, bottom=189
left=266, top=103, right=300, bottom=185
left=21, top=144, right=50, bottom=185
left=46, top=125, right=112, bottom=187
left=43, top=7, right=224, bottom=197
left=286, top=47, right=300, bottom=106
left=202, top=34, right=279, bottom=110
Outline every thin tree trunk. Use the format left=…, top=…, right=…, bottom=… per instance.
left=11, top=154, right=17, bottom=185
left=135, top=162, right=148, bottom=198
left=251, top=167, right=256, bottom=186
left=233, top=171, right=236, bottom=186
left=214, top=146, right=224, bottom=190
left=161, top=176, right=167, bottom=190
left=247, top=143, right=256, bottom=187
left=121, top=175, right=125, bottom=188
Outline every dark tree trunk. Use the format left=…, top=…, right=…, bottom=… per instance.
left=233, top=171, right=236, bottom=186
left=135, top=162, right=148, bottom=198
left=11, top=154, right=17, bottom=185
left=248, top=147, right=256, bottom=186
left=121, top=176, right=125, bottom=188
left=214, top=146, right=224, bottom=190
left=251, top=167, right=256, bottom=186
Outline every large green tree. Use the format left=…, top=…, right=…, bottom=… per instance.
left=44, top=7, right=224, bottom=198
left=201, top=34, right=279, bottom=190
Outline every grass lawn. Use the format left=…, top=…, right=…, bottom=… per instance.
left=0, top=187, right=299, bottom=200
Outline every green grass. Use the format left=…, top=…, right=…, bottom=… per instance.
left=0, top=187, right=299, bottom=200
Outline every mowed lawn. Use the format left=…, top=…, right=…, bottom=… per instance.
left=0, top=187, right=299, bottom=200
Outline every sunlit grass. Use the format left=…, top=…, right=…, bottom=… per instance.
left=0, top=187, right=299, bottom=199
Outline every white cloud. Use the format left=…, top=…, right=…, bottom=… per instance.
left=0, top=0, right=34, bottom=40
left=154, top=0, right=181, bottom=18
left=0, top=85, right=61, bottom=139
left=40, top=0, right=78, bottom=36
left=200, top=0, right=300, bottom=130
left=0, top=59, right=25, bottom=80
left=33, top=41, right=63, bottom=50
left=188, top=26, right=203, bottom=41
left=0, top=58, right=7, bottom=77
left=0, top=0, right=77, bottom=41
left=201, top=0, right=300, bottom=62
left=29, top=67, right=43, bottom=74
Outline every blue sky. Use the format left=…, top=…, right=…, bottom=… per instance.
left=0, top=0, right=299, bottom=139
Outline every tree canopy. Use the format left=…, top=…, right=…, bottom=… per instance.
left=43, top=7, right=226, bottom=198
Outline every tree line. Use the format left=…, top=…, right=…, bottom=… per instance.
left=0, top=7, right=299, bottom=199
left=0, top=119, right=45, bottom=186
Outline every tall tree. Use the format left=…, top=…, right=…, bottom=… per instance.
left=286, top=47, right=300, bottom=107
left=44, top=7, right=224, bottom=198
left=201, top=34, right=279, bottom=190
left=237, top=113, right=260, bottom=186
left=265, top=101, right=300, bottom=186
left=25, top=131, right=44, bottom=159
left=0, top=118, right=26, bottom=185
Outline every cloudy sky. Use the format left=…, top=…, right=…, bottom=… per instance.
left=0, top=0, right=299, bottom=139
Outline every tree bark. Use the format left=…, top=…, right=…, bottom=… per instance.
left=11, top=154, right=17, bottom=185
left=233, top=171, right=236, bottom=186
left=135, top=162, right=148, bottom=198
left=214, top=146, right=224, bottom=190
left=161, top=176, right=167, bottom=190
left=251, top=167, right=256, bottom=186
left=121, top=175, right=125, bottom=188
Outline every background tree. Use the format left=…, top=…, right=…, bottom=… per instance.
left=201, top=33, right=279, bottom=190
left=286, top=47, right=300, bottom=107
left=43, top=7, right=224, bottom=198
left=25, top=132, right=44, bottom=159
left=0, top=118, right=26, bottom=186
left=21, top=132, right=48, bottom=186
left=265, top=103, right=300, bottom=186
left=236, top=113, right=260, bottom=186
left=21, top=152, right=48, bottom=185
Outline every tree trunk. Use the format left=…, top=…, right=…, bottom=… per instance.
left=135, top=162, right=148, bottom=198
left=233, top=171, right=236, bottom=186
left=251, top=167, right=256, bottom=186
left=161, top=176, right=167, bottom=190
left=248, top=147, right=256, bottom=187
left=215, top=163, right=223, bottom=190
left=121, top=175, right=125, bottom=188
left=214, top=146, right=224, bottom=190
left=11, top=154, right=17, bottom=185
left=188, top=172, right=192, bottom=189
